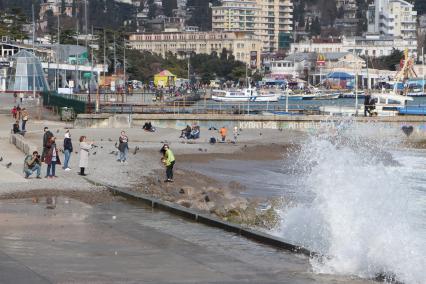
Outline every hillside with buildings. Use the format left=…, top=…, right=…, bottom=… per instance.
left=0, top=0, right=424, bottom=90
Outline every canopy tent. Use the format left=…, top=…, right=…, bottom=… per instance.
left=324, top=72, right=354, bottom=90
left=326, top=72, right=354, bottom=80
left=154, top=70, right=176, bottom=87
left=7, top=50, right=49, bottom=92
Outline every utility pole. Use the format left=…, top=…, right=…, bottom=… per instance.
left=32, top=4, right=36, bottom=98
left=123, top=40, right=126, bottom=90
left=423, top=47, right=425, bottom=95
left=103, top=29, right=106, bottom=83
left=113, top=34, right=117, bottom=75
left=84, top=0, right=88, bottom=49
left=56, top=14, right=60, bottom=90
left=353, top=48, right=359, bottom=115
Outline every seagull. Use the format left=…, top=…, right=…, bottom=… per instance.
left=56, top=129, right=60, bottom=133
left=92, top=152, right=97, bottom=155
left=100, top=146, right=104, bottom=149
left=0, top=157, right=3, bottom=162
left=198, top=148, right=203, bottom=152
left=6, top=162, right=12, bottom=168
left=108, top=138, right=112, bottom=142
left=133, top=146, right=140, bottom=155
left=100, top=139, right=103, bottom=141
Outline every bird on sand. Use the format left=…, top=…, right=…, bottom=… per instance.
left=6, top=162, right=12, bottom=168
left=0, top=157, right=3, bottom=162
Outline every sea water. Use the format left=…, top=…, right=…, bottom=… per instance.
left=276, top=127, right=426, bottom=284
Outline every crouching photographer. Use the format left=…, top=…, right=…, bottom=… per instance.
left=23, top=151, right=42, bottom=179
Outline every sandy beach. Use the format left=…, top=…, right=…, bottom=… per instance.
left=1, top=95, right=308, bottom=229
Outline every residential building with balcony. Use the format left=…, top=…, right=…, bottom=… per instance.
left=367, top=0, right=417, bottom=45
left=212, top=0, right=293, bottom=53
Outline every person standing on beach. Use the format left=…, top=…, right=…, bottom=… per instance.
left=219, top=126, right=227, bottom=143
left=232, top=126, right=239, bottom=144
left=21, top=108, right=29, bottom=131
left=42, top=127, right=53, bottom=162
left=11, top=106, right=17, bottom=119
left=45, top=136, right=61, bottom=178
left=161, top=144, right=175, bottom=182
left=78, top=136, right=93, bottom=176
left=62, top=130, right=73, bottom=171
left=118, top=131, right=129, bottom=164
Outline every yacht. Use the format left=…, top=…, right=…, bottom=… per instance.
left=320, top=92, right=413, bottom=116
left=211, top=87, right=279, bottom=102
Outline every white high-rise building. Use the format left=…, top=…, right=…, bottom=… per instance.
left=212, top=0, right=293, bottom=53
left=367, top=0, right=417, bottom=41
left=366, top=0, right=417, bottom=57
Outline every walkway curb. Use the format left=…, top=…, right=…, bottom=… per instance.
left=85, top=177, right=316, bottom=258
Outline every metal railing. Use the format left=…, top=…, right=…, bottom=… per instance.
left=97, top=100, right=322, bottom=116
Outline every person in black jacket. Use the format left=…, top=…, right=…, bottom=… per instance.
left=62, top=130, right=73, bottom=171
left=41, top=127, right=53, bottom=162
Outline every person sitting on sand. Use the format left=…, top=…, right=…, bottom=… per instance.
left=189, top=125, right=200, bottom=140
left=143, top=121, right=156, bottom=132
left=180, top=125, right=191, bottom=139
left=12, top=120, right=20, bottom=134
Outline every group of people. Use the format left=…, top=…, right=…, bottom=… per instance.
left=219, top=126, right=239, bottom=144
left=180, top=125, right=200, bottom=140
left=20, top=122, right=181, bottom=183
left=11, top=105, right=29, bottom=134
left=23, top=127, right=94, bottom=179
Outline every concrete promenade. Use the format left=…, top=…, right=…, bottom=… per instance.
left=0, top=198, right=368, bottom=284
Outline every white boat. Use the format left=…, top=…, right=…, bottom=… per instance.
left=320, top=92, right=413, bottom=116
left=311, top=91, right=340, bottom=100
left=211, top=87, right=279, bottom=102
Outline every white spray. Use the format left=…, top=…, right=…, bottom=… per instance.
left=277, top=126, right=426, bottom=284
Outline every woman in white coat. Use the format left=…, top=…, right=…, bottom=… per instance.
left=78, top=136, right=93, bottom=176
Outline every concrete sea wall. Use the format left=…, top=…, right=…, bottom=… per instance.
left=74, top=113, right=426, bottom=140
left=9, top=133, right=39, bottom=155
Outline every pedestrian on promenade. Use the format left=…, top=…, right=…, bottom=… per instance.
left=11, top=106, right=17, bottom=119
left=219, top=126, right=227, bottom=143
left=16, top=105, right=21, bottom=120
left=21, top=108, right=29, bottom=131
left=13, top=92, right=17, bottom=103
left=45, top=136, right=61, bottom=178
left=19, top=92, right=24, bottom=104
left=232, top=126, right=239, bottom=144
left=62, top=130, right=73, bottom=171
left=23, top=151, right=42, bottom=179
left=79, top=136, right=93, bottom=176
left=118, top=131, right=129, bottom=164
left=161, top=144, right=175, bottom=182
left=42, top=127, right=53, bottom=162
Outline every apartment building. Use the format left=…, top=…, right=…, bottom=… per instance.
left=127, top=31, right=263, bottom=68
left=212, top=0, right=293, bottom=53
left=291, top=34, right=417, bottom=58
left=367, top=0, right=417, bottom=43
left=39, top=0, right=76, bottom=18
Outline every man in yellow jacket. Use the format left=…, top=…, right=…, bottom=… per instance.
left=162, top=144, right=175, bottom=182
